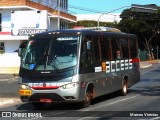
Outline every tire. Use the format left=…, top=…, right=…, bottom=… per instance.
left=81, top=91, right=91, bottom=108
left=120, top=80, right=128, bottom=96
left=32, top=102, right=45, bottom=109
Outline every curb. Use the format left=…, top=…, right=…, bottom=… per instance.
left=140, top=64, right=152, bottom=69
left=140, top=60, right=160, bottom=69
left=0, top=77, right=18, bottom=82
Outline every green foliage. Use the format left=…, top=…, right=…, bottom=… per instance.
left=68, top=5, right=160, bottom=52
left=118, top=7, right=160, bottom=50
left=68, top=20, right=118, bottom=29
left=0, top=50, right=4, bottom=54
left=118, top=19, right=152, bottom=33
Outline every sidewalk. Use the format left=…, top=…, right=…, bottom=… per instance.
left=0, top=74, right=18, bottom=82
left=0, top=66, right=19, bottom=75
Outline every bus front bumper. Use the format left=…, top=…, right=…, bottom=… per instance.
left=19, top=85, right=84, bottom=103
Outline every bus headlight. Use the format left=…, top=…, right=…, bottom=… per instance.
left=20, top=84, right=28, bottom=89
left=60, top=82, right=79, bottom=89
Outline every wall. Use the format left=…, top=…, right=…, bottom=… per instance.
left=0, top=40, right=20, bottom=67
left=48, top=18, right=58, bottom=30
left=0, top=40, right=20, bottom=74
left=48, top=18, right=69, bottom=30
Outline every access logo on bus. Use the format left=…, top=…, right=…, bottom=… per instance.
left=95, top=59, right=136, bottom=73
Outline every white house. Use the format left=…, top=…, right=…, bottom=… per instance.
left=0, top=0, right=76, bottom=74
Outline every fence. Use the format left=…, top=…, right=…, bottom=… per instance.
left=139, top=50, right=147, bottom=61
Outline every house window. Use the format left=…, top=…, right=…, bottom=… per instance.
left=0, top=42, right=5, bottom=54
left=60, top=21, right=68, bottom=29
left=60, top=0, right=62, bottom=8
left=66, top=0, right=68, bottom=10
left=62, top=0, right=64, bottom=9
left=38, top=0, right=42, bottom=3
left=59, top=0, right=67, bottom=9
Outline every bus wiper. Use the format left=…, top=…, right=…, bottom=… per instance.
left=32, top=40, right=52, bottom=70
left=44, top=39, right=59, bottom=72
left=32, top=38, right=59, bottom=72
left=44, top=38, right=53, bottom=69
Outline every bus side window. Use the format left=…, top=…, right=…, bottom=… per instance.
left=130, top=39, right=138, bottom=58
left=81, top=35, right=94, bottom=64
left=120, top=38, right=129, bottom=59
left=86, top=40, right=93, bottom=63
left=111, top=38, right=122, bottom=60
left=100, top=37, right=111, bottom=61
left=92, top=36, right=101, bottom=62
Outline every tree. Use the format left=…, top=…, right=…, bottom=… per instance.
left=118, top=7, right=160, bottom=60
left=69, top=20, right=117, bottom=29
left=68, top=5, right=160, bottom=60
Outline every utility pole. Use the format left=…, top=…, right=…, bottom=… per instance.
left=97, top=6, right=131, bottom=27
left=57, top=0, right=60, bottom=30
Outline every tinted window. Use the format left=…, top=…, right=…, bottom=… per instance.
left=82, top=35, right=95, bottom=62
left=93, top=36, right=101, bottom=61
left=120, top=38, right=129, bottom=59
left=111, top=38, right=122, bottom=60
left=130, top=39, right=138, bottom=58
left=100, top=37, right=111, bottom=61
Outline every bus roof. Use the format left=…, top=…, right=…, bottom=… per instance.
left=73, top=27, right=121, bottom=32
left=32, top=29, right=137, bottom=39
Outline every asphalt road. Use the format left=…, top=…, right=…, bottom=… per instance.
left=0, top=76, right=19, bottom=98
left=0, top=63, right=160, bottom=120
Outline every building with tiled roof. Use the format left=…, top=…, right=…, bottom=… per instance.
left=0, top=0, right=77, bottom=74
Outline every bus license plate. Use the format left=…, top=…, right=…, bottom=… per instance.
left=40, top=99, right=52, bottom=103
left=19, top=90, right=31, bottom=96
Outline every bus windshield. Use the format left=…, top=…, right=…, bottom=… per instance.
left=22, top=35, right=79, bottom=71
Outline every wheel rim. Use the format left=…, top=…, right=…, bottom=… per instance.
left=123, top=84, right=127, bottom=93
left=123, top=81, right=127, bottom=93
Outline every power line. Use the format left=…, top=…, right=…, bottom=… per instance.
left=69, top=5, right=105, bottom=14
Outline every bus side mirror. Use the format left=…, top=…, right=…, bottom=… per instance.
left=87, top=41, right=91, bottom=50
left=18, top=41, right=27, bottom=57
left=18, top=48, right=22, bottom=57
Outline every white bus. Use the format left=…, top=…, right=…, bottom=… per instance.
left=18, top=27, right=140, bottom=109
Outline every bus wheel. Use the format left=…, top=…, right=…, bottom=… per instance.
left=32, top=102, right=45, bottom=109
left=121, top=80, right=128, bottom=96
left=82, top=91, right=91, bottom=108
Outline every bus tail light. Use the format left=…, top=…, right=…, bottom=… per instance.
left=131, top=58, right=140, bottom=63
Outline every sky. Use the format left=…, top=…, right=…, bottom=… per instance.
left=68, top=0, right=160, bottom=14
